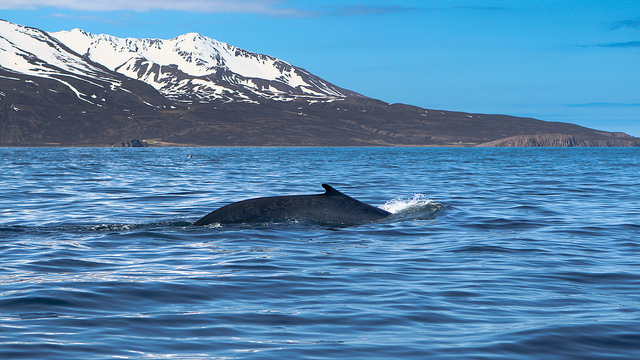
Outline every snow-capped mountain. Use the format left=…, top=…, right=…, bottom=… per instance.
left=51, top=29, right=362, bottom=103
left=3, top=19, right=638, bottom=147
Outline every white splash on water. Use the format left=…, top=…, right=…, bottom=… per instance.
left=381, top=193, right=441, bottom=215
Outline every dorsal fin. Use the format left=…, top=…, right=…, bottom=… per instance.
left=322, top=184, right=344, bottom=196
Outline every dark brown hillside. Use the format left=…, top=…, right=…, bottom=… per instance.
left=0, top=69, right=177, bottom=145
left=129, top=97, right=640, bottom=147
left=2, top=69, right=638, bottom=147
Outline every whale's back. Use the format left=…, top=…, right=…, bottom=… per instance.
left=194, top=184, right=390, bottom=226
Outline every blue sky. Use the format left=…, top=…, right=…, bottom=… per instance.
left=2, top=0, right=639, bottom=136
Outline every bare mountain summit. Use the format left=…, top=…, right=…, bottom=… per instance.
left=1, top=20, right=638, bottom=147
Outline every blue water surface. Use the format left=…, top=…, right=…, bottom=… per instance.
left=1, top=147, right=639, bottom=359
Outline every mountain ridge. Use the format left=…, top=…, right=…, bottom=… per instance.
left=51, top=28, right=363, bottom=103
left=1, top=19, right=638, bottom=147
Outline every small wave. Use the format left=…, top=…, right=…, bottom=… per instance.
left=381, top=194, right=444, bottom=220
left=88, top=221, right=193, bottom=233
left=0, top=221, right=194, bottom=237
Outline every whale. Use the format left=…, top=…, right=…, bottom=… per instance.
left=193, top=184, right=391, bottom=226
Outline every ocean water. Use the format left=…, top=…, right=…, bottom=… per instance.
left=1, top=147, right=639, bottom=359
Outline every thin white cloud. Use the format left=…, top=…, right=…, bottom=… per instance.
left=568, top=103, right=640, bottom=108
left=46, top=13, right=130, bottom=26
left=0, top=0, right=309, bottom=17
left=1, top=1, right=507, bottom=18
left=324, top=5, right=421, bottom=17
left=324, top=5, right=505, bottom=16
left=597, top=40, right=640, bottom=48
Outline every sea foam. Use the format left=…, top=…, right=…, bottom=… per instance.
left=381, top=193, right=442, bottom=215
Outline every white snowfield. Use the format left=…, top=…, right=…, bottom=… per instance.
left=53, top=30, right=295, bottom=81
left=50, top=28, right=355, bottom=102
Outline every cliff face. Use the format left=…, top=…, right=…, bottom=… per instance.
left=477, top=133, right=640, bottom=147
